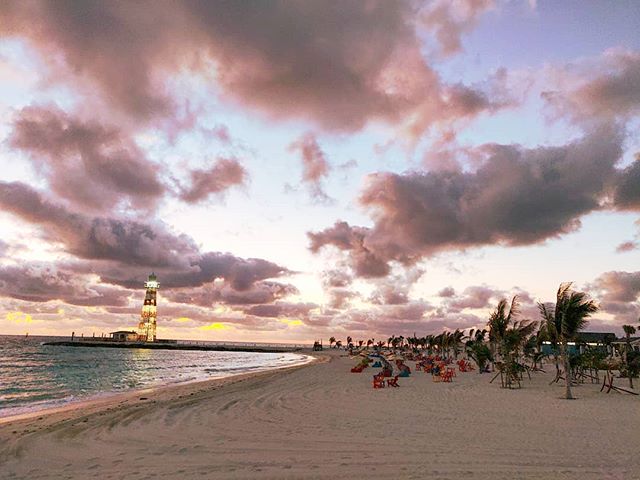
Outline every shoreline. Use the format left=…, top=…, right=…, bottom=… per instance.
left=0, top=350, right=318, bottom=425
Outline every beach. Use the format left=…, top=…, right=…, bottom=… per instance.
left=1, top=350, right=638, bottom=480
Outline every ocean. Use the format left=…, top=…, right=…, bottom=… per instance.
left=0, top=335, right=311, bottom=418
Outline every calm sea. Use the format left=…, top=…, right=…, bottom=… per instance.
left=0, top=335, right=311, bottom=418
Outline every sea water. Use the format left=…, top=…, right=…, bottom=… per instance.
left=0, top=335, right=311, bottom=418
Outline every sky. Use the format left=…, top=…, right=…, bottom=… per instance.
left=0, top=0, right=639, bottom=342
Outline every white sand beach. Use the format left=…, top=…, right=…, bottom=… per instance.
left=1, top=350, right=638, bottom=480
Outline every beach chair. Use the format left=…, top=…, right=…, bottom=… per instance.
left=387, top=376, right=400, bottom=387
left=415, top=363, right=422, bottom=371
left=351, top=365, right=364, bottom=373
left=442, top=369, right=454, bottom=382
left=372, top=374, right=385, bottom=389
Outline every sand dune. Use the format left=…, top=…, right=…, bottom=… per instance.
left=1, top=351, right=638, bottom=479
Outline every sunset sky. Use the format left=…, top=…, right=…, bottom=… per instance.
left=0, top=1, right=639, bottom=342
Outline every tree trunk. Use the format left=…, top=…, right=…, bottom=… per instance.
left=560, top=341, right=573, bottom=399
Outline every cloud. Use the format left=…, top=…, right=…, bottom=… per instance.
left=289, top=133, right=331, bottom=200
left=243, top=302, right=317, bottom=319
left=613, top=154, right=640, bottom=210
left=9, top=105, right=165, bottom=213
left=0, top=182, right=291, bottom=293
left=369, top=267, right=424, bottom=305
left=589, top=270, right=640, bottom=324
left=543, top=49, right=640, bottom=126
left=421, top=0, right=495, bottom=57
left=592, top=271, right=640, bottom=303
left=0, top=264, right=131, bottom=306
left=616, top=241, right=638, bottom=253
left=447, top=285, right=500, bottom=311
left=1, top=1, right=512, bottom=135
left=438, top=286, right=455, bottom=297
left=179, top=157, right=247, bottom=204
left=308, top=221, right=390, bottom=278
left=310, top=127, right=625, bottom=274
left=164, top=280, right=298, bottom=306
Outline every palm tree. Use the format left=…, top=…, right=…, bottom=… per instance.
left=488, top=296, right=537, bottom=388
left=538, top=283, right=598, bottom=400
left=622, top=324, right=637, bottom=389
left=450, top=329, right=465, bottom=359
left=329, top=336, right=336, bottom=348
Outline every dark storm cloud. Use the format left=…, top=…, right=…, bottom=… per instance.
left=179, top=157, right=247, bottom=204
left=9, top=105, right=165, bottom=213
left=310, top=128, right=625, bottom=275
left=0, top=1, right=512, bottom=134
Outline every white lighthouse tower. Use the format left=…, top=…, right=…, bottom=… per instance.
left=137, top=273, right=159, bottom=342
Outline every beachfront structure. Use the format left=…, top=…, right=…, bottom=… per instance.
left=137, top=273, right=159, bottom=342
left=541, top=331, right=616, bottom=355
left=110, top=330, right=138, bottom=342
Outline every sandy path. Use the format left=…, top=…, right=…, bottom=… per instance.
left=1, top=351, right=638, bottom=479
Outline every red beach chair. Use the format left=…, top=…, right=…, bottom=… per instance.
left=372, top=374, right=385, bottom=389
left=386, top=376, right=399, bottom=387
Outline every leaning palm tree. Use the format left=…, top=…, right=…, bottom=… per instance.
left=538, top=282, right=598, bottom=400
left=622, top=324, right=637, bottom=389
left=329, top=336, right=336, bottom=348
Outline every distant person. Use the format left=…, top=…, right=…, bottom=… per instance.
left=71, top=331, right=75, bottom=341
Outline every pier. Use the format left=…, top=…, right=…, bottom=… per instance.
left=42, top=339, right=310, bottom=353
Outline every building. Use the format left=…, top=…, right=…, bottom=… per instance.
left=611, top=336, right=640, bottom=353
left=541, top=331, right=617, bottom=355
left=110, top=330, right=138, bottom=342
left=137, top=273, right=159, bottom=342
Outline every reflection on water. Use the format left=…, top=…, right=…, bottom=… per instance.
left=0, top=336, right=309, bottom=417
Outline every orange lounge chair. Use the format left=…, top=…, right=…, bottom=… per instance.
left=372, top=376, right=385, bottom=388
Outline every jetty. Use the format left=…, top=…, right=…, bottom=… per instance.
left=43, top=339, right=309, bottom=353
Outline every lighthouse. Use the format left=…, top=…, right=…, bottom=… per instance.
left=137, top=273, right=159, bottom=342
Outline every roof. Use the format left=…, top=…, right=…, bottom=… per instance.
left=110, top=330, right=137, bottom=334
left=574, top=332, right=617, bottom=343
left=613, top=336, right=640, bottom=344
